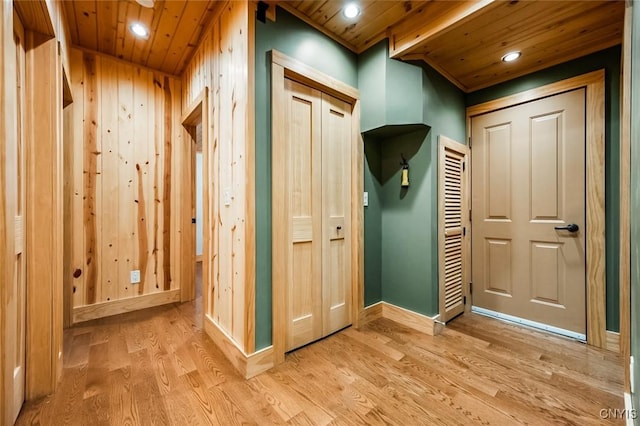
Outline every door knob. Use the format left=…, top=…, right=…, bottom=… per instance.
left=337, top=226, right=342, bottom=230
left=554, top=223, right=579, bottom=232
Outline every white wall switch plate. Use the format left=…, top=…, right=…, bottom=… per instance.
left=224, top=187, right=232, bottom=206
left=363, top=191, right=369, bottom=207
left=130, top=270, right=141, bottom=284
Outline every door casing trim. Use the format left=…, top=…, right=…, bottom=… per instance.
left=466, top=69, right=607, bottom=349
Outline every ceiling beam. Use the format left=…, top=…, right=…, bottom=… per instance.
left=389, top=0, right=496, bottom=59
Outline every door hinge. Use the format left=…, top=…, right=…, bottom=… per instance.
left=462, top=161, right=466, bottom=172
left=469, top=282, right=473, bottom=294
left=468, top=137, right=472, bottom=148
left=463, top=296, right=467, bottom=305
left=469, top=209, right=472, bottom=222
left=463, top=227, right=466, bottom=236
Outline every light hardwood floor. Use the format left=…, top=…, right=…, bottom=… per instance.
left=17, top=270, right=624, bottom=425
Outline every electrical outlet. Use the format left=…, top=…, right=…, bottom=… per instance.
left=363, top=191, right=369, bottom=207
left=130, top=270, right=141, bottom=284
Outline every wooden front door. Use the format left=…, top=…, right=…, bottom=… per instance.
left=471, top=88, right=586, bottom=337
left=284, top=78, right=352, bottom=351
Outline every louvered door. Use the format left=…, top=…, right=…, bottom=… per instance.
left=438, top=136, right=469, bottom=323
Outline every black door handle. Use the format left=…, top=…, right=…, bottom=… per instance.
left=554, top=223, right=579, bottom=232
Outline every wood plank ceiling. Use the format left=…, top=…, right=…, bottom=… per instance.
left=279, top=0, right=625, bottom=92
left=63, top=0, right=221, bottom=76
left=61, top=0, right=625, bottom=91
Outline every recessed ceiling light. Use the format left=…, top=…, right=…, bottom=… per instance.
left=136, top=0, right=154, bottom=8
left=502, top=51, right=521, bottom=62
left=130, top=22, right=149, bottom=39
left=343, top=3, right=360, bottom=19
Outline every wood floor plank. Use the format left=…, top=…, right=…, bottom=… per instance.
left=109, top=366, right=139, bottom=425
left=17, top=284, right=624, bottom=426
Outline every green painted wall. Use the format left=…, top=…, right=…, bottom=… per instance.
left=254, top=8, right=358, bottom=350
left=358, top=43, right=384, bottom=306
left=630, top=1, right=640, bottom=410
left=255, top=7, right=618, bottom=350
left=358, top=42, right=387, bottom=133
left=358, top=41, right=434, bottom=308
left=380, top=62, right=466, bottom=314
left=359, top=40, right=466, bottom=316
left=467, top=46, right=622, bottom=332
left=363, top=139, right=383, bottom=306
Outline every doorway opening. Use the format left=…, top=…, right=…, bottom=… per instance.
left=181, top=96, right=206, bottom=303
left=194, top=122, right=203, bottom=299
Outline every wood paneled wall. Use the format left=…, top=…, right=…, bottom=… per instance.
left=1, top=2, right=13, bottom=422
left=2, top=0, right=71, bottom=409
left=25, top=30, right=64, bottom=399
left=182, top=1, right=256, bottom=354
left=67, top=48, right=184, bottom=322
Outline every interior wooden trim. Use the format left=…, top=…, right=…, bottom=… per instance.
left=0, top=2, right=9, bottom=421
left=271, top=50, right=362, bottom=366
left=181, top=91, right=205, bottom=125
left=606, top=331, right=621, bottom=353
left=352, top=100, right=364, bottom=329
left=203, top=315, right=274, bottom=379
left=13, top=0, right=55, bottom=37
left=244, top=11, right=256, bottom=354
left=358, top=302, right=442, bottom=336
left=180, top=91, right=207, bottom=305
left=271, top=59, right=287, bottom=365
left=437, top=135, right=470, bottom=321
left=466, top=69, right=608, bottom=349
left=620, top=0, right=632, bottom=391
left=25, top=29, right=63, bottom=400
left=359, top=302, right=383, bottom=325
left=382, top=302, right=440, bottom=336
left=72, top=289, right=181, bottom=324
left=271, top=50, right=359, bottom=104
